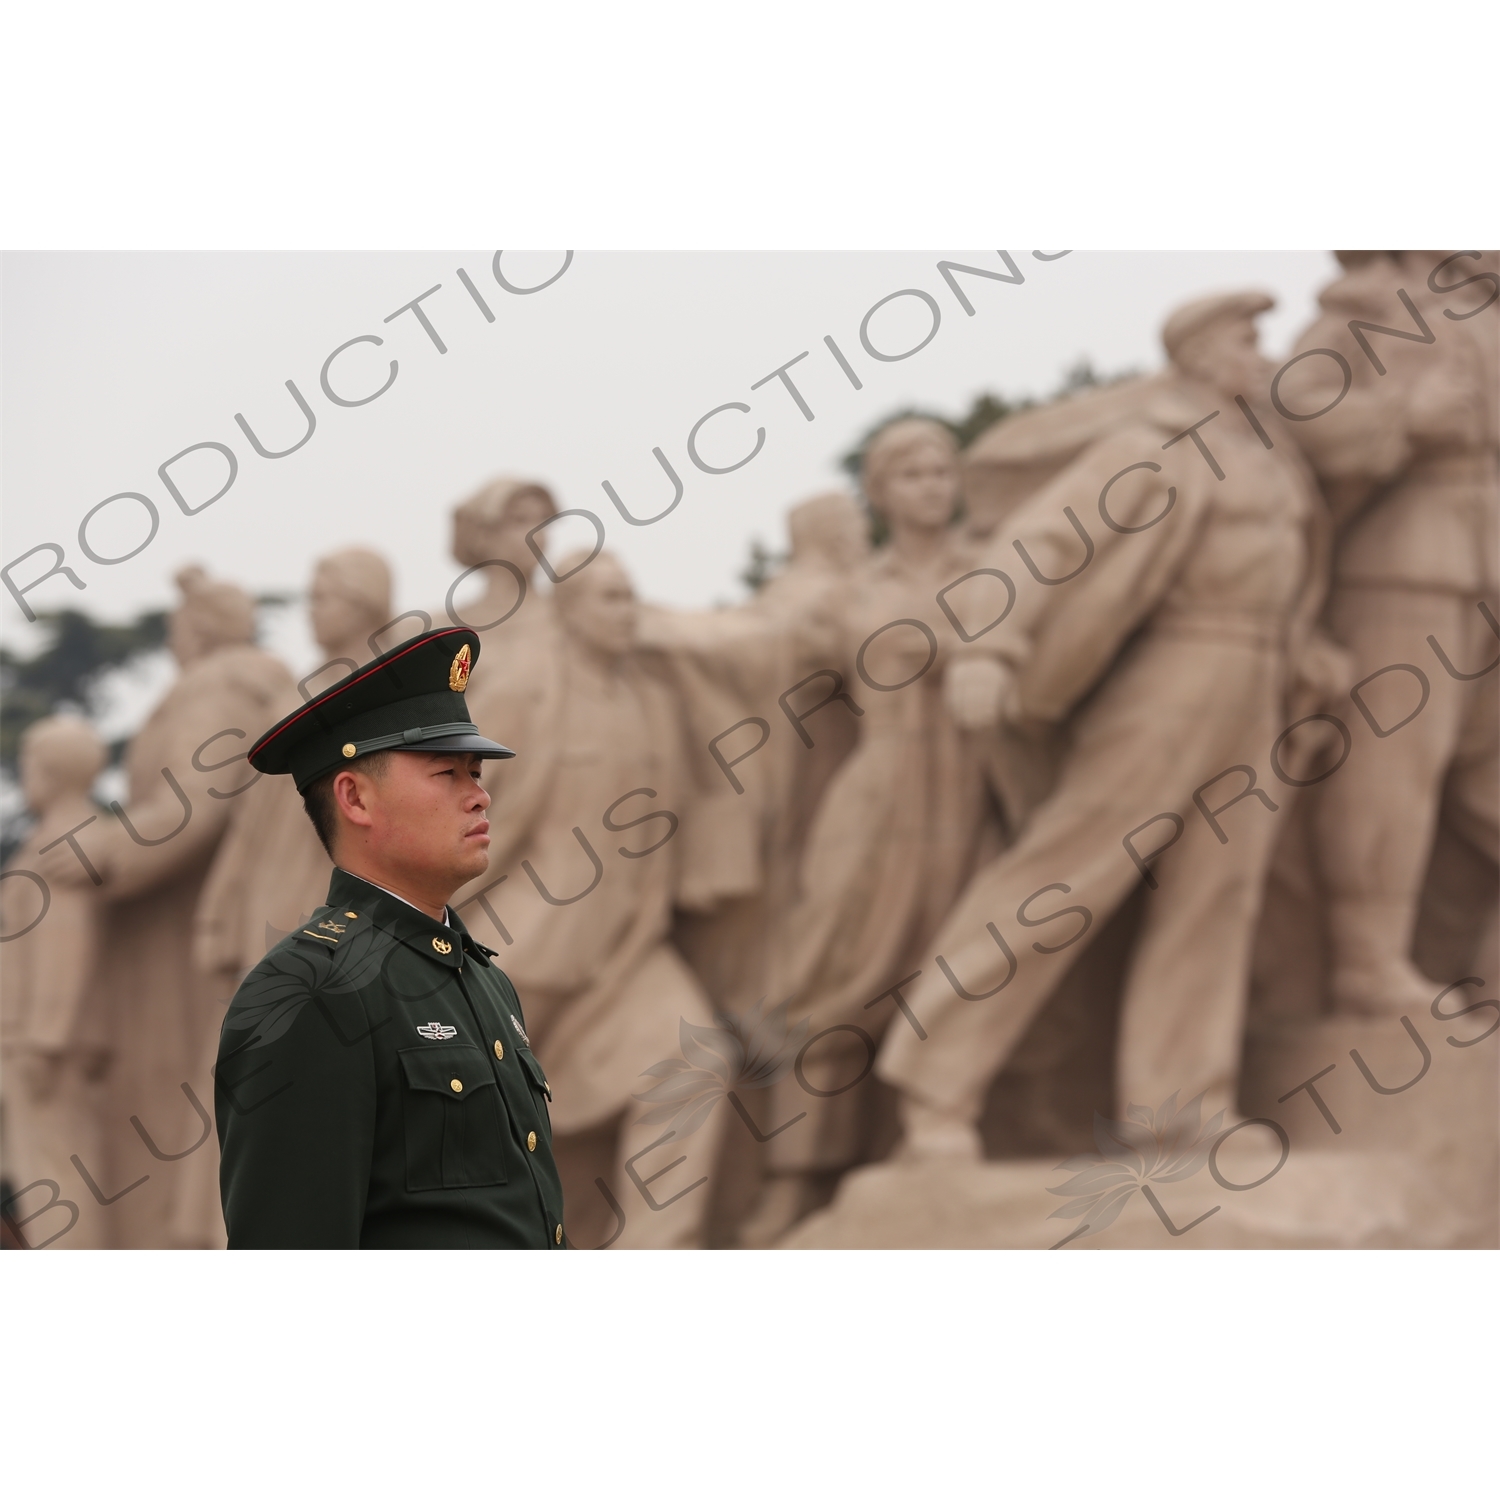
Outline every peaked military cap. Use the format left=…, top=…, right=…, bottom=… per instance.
left=1161, top=289, right=1275, bottom=361
left=249, top=625, right=515, bottom=791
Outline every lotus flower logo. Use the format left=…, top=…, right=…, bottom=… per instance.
left=1047, top=1091, right=1225, bottom=1245
left=634, top=997, right=811, bottom=1139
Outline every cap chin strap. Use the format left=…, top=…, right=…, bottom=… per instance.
left=343, top=721, right=478, bottom=758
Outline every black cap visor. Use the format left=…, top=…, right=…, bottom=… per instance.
left=392, top=732, right=515, bottom=760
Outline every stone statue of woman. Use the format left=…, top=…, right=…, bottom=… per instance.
left=738, top=419, right=1007, bottom=1244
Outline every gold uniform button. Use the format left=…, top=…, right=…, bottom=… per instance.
left=527, top=1130, right=537, bottom=1152
left=555, top=1224, right=563, bottom=1245
left=494, top=1040, right=505, bottom=1061
left=344, top=911, right=358, bottom=919
left=342, top=743, right=357, bottom=758
left=450, top=1078, right=463, bottom=1093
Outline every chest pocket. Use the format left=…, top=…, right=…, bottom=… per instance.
left=518, top=1048, right=552, bottom=1102
left=397, top=1044, right=507, bottom=1191
left=516, top=1048, right=555, bottom=1146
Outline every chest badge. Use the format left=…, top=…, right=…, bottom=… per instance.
left=416, top=1022, right=458, bottom=1040
left=511, top=1014, right=530, bottom=1045
left=432, top=937, right=453, bottom=955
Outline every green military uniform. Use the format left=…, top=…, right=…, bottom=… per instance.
left=214, top=625, right=566, bottom=1249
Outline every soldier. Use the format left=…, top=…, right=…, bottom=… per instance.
left=878, top=292, right=1343, bottom=1156
left=214, top=626, right=566, bottom=1249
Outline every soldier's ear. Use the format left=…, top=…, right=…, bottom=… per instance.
left=331, top=768, right=377, bottom=830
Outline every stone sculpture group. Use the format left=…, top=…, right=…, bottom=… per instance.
left=3, top=252, right=1496, bottom=1249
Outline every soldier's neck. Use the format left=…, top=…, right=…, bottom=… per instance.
left=334, top=859, right=451, bottom=923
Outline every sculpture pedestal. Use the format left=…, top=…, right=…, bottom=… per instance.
left=782, top=1007, right=1497, bottom=1250
left=1238, top=1003, right=1498, bottom=1244
left=780, top=1148, right=1488, bottom=1250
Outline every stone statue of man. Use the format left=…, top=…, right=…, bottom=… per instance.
left=1288, top=251, right=1499, bottom=1013
left=452, top=550, right=724, bottom=1248
left=35, top=566, right=292, bottom=1247
left=877, top=291, right=1341, bottom=1158
left=195, top=547, right=396, bottom=997
left=1, top=718, right=111, bottom=1248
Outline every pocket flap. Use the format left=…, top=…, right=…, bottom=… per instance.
left=398, top=1044, right=497, bottom=1099
left=518, top=1048, right=552, bottom=1101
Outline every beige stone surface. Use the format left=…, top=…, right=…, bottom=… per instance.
left=780, top=1147, right=1482, bottom=1250
left=1, top=719, right=111, bottom=1247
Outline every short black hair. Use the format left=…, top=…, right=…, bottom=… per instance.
left=300, top=750, right=392, bottom=858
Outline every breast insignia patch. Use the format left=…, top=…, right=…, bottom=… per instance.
left=416, top=1022, right=458, bottom=1040
left=449, top=643, right=472, bottom=692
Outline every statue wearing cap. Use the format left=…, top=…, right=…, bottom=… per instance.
left=213, top=626, right=567, bottom=1249
left=875, top=290, right=1343, bottom=1165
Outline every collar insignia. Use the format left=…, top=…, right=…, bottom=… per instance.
left=432, top=936, right=453, bottom=955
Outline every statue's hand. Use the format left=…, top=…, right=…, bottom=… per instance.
left=1284, top=633, right=1356, bottom=777
left=1293, top=631, right=1355, bottom=711
left=33, top=834, right=107, bottom=889
left=945, top=656, right=1014, bottom=731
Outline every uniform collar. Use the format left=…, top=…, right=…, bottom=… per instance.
left=325, top=868, right=490, bottom=970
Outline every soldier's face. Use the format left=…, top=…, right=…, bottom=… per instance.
left=337, top=751, right=492, bottom=891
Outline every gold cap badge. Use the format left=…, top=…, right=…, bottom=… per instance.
left=449, top=644, right=472, bottom=692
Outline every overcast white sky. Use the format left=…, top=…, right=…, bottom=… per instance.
left=1, top=250, right=1333, bottom=671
